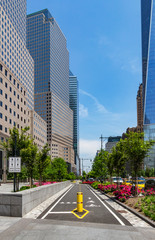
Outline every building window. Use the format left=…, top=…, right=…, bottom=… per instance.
left=9, top=75, right=12, bottom=81
left=14, top=90, right=16, bottom=96
left=5, top=93, right=7, bottom=99
left=5, top=116, right=7, bottom=121
left=17, top=83, right=19, bottom=89
left=14, top=111, right=16, bottom=116
left=0, top=89, right=3, bottom=95
left=5, top=82, right=7, bottom=88
left=13, top=79, right=16, bottom=85
left=14, top=101, right=16, bottom=106
left=5, top=127, right=7, bottom=133
left=0, top=101, right=2, bottom=107
left=10, top=86, right=12, bottom=92
left=17, top=104, right=19, bottom=109
left=0, top=77, right=3, bottom=83
left=9, top=97, right=12, bottom=103
left=17, top=94, right=19, bottom=99
left=0, top=125, right=2, bottom=130
left=5, top=69, right=7, bottom=76
left=0, top=113, right=2, bottom=118
left=5, top=105, right=7, bottom=110
left=9, top=119, right=12, bottom=124
left=17, top=114, right=19, bottom=119
left=9, top=108, right=12, bottom=114
left=0, top=64, right=3, bottom=71
left=14, top=122, right=16, bottom=127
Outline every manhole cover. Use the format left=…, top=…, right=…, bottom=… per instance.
left=117, top=210, right=127, bottom=213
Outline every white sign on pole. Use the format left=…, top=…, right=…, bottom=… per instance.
left=9, top=157, right=21, bottom=173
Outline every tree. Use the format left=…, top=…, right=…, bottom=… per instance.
left=1, top=126, right=30, bottom=158
left=36, top=144, right=51, bottom=185
left=123, top=131, right=154, bottom=194
left=20, top=141, right=38, bottom=188
left=51, top=158, right=68, bottom=181
left=107, top=153, right=114, bottom=184
left=1, top=126, right=30, bottom=190
left=111, top=141, right=126, bottom=188
left=92, top=150, right=108, bottom=181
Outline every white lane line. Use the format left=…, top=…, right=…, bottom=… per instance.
left=41, top=185, right=74, bottom=219
left=88, top=187, right=125, bottom=226
left=48, top=212, right=72, bottom=214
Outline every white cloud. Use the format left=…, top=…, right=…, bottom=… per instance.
left=80, top=89, right=108, bottom=113
left=80, top=139, right=101, bottom=159
left=79, top=104, right=88, bottom=118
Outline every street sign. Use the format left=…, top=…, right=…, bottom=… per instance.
left=9, top=157, right=21, bottom=173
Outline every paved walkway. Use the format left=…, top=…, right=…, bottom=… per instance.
left=0, top=183, right=155, bottom=239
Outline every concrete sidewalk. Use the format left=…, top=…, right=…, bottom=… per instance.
left=0, top=218, right=155, bottom=240
left=0, top=182, right=28, bottom=193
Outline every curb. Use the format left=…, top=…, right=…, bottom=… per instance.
left=92, top=187, right=155, bottom=228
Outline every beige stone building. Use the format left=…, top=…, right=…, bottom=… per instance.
left=0, top=61, right=47, bottom=182
left=29, top=110, right=47, bottom=149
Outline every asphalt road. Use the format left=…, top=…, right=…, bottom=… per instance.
left=38, top=183, right=131, bottom=226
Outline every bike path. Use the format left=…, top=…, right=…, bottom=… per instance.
left=38, top=184, right=131, bottom=226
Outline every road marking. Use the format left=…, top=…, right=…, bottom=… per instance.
left=88, top=187, right=125, bottom=226
left=88, top=197, right=91, bottom=200
left=66, top=202, right=71, bottom=204
left=85, top=204, right=101, bottom=208
left=60, top=202, right=65, bottom=204
left=49, top=212, right=72, bottom=214
left=86, top=200, right=95, bottom=203
left=72, top=208, right=89, bottom=219
left=72, top=202, right=76, bottom=204
left=41, top=185, right=74, bottom=219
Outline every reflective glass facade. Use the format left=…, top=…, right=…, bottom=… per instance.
left=69, top=70, right=79, bottom=165
left=27, top=9, right=75, bottom=167
left=27, top=9, right=69, bottom=105
left=0, top=1, right=34, bottom=109
left=141, top=0, right=155, bottom=168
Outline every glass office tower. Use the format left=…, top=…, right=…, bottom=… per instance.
left=141, top=0, right=155, bottom=169
left=0, top=0, right=34, bottom=109
left=27, top=9, right=75, bottom=170
left=69, top=70, right=79, bottom=167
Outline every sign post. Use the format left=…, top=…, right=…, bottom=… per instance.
left=9, top=157, right=21, bottom=192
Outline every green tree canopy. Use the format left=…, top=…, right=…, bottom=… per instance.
left=92, top=150, right=108, bottom=180
left=51, top=158, right=68, bottom=181
left=36, top=144, right=51, bottom=185
left=123, top=131, right=154, bottom=178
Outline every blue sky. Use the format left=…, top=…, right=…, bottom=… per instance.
left=27, top=0, right=142, bottom=170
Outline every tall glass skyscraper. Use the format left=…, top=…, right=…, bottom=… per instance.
left=141, top=0, right=155, bottom=169
left=0, top=0, right=34, bottom=109
left=69, top=70, right=79, bottom=168
left=27, top=9, right=75, bottom=170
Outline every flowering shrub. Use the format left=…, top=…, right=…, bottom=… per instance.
left=113, top=185, right=132, bottom=201
left=34, top=181, right=57, bottom=186
left=144, top=188, right=155, bottom=196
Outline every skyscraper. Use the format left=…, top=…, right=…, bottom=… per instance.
left=137, top=83, right=143, bottom=132
left=141, top=0, right=155, bottom=168
left=69, top=70, right=79, bottom=172
left=27, top=9, right=75, bottom=171
left=0, top=0, right=34, bottom=109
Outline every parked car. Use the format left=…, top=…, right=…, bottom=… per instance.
left=145, top=179, right=155, bottom=190
left=132, top=180, right=145, bottom=190
left=111, top=177, right=123, bottom=184
left=122, top=180, right=132, bottom=186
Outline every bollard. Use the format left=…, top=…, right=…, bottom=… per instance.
left=77, top=192, right=83, bottom=212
